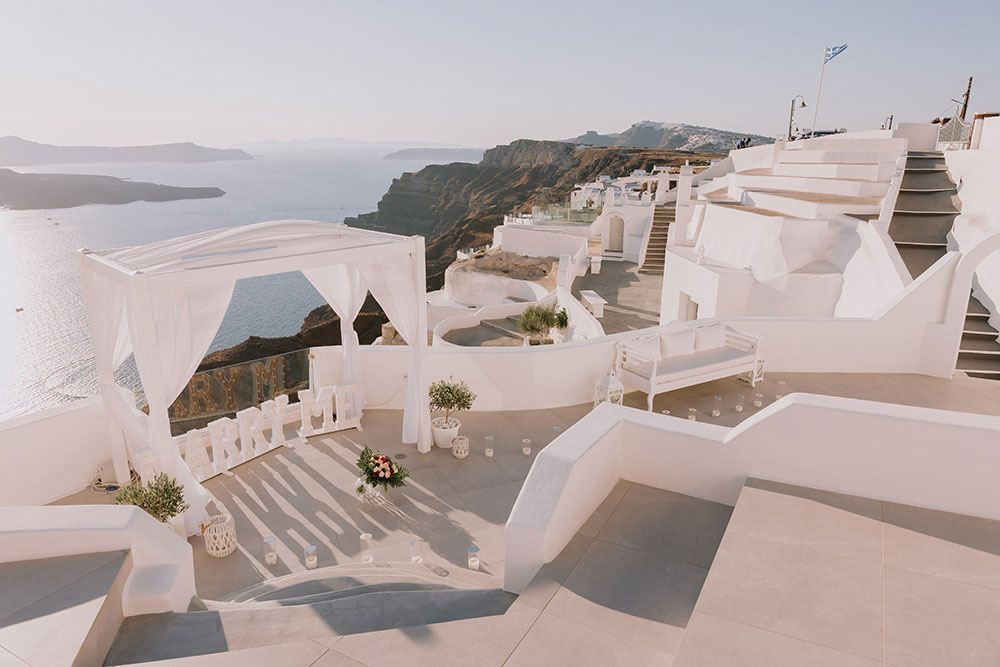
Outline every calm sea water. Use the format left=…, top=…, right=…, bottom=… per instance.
left=0, top=150, right=439, bottom=421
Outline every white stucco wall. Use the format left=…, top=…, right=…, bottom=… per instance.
left=0, top=398, right=113, bottom=506
left=504, top=395, right=1000, bottom=592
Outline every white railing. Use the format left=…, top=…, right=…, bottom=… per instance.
left=504, top=396, right=1000, bottom=592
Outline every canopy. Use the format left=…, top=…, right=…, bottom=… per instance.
left=79, top=220, right=432, bottom=534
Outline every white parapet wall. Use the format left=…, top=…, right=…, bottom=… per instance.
left=504, top=396, right=1000, bottom=592
left=0, top=397, right=113, bottom=506
left=0, top=505, right=196, bottom=615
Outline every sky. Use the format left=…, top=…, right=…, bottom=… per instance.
left=1, top=0, right=997, bottom=148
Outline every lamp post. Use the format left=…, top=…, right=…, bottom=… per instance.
left=787, top=95, right=807, bottom=140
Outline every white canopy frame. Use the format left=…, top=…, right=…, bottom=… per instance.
left=79, top=220, right=432, bottom=534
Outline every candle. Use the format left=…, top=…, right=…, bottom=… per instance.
left=522, top=446, right=531, bottom=456
left=304, top=544, right=317, bottom=569
left=305, top=555, right=317, bottom=569
left=263, top=535, right=277, bottom=566
left=360, top=533, right=373, bottom=563
left=468, top=556, right=480, bottom=570
left=484, top=447, right=493, bottom=458
left=265, top=552, right=278, bottom=566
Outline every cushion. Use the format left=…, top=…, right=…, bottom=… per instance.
left=660, top=327, right=696, bottom=358
left=623, top=346, right=753, bottom=381
left=623, top=333, right=661, bottom=362
left=695, top=323, right=727, bottom=351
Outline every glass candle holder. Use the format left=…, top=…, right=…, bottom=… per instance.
left=467, top=545, right=481, bottom=570
left=734, top=395, right=744, bottom=413
left=409, top=539, right=423, bottom=564
left=688, top=407, right=697, bottom=421
left=775, top=381, right=787, bottom=400
left=522, top=439, right=532, bottom=456
left=304, top=544, right=317, bottom=570
left=484, top=436, right=494, bottom=458
left=360, top=533, right=373, bottom=563
left=484, top=447, right=494, bottom=458
left=263, top=535, right=277, bottom=566
left=712, top=395, right=722, bottom=418
left=753, top=393, right=763, bottom=408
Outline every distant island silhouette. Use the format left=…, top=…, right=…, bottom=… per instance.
left=0, top=136, right=251, bottom=167
left=0, top=169, right=225, bottom=210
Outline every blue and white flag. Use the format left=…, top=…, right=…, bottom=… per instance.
left=824, top=43, right=848, bottom=63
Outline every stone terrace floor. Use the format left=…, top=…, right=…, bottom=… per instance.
left=572, top=259, right=663, bottom=335
left=54, top=371, right=1000, bottom=665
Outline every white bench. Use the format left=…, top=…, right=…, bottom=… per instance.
left=615, top=322, right=764, bottom=411
left=579, top=290, right=607, bottom=318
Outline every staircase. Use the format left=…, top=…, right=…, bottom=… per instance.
left=639, top=204, right=673, bottom=275
left=887, top=151, right=958, bottom=280
left=885, top=151, right=1000, bottom=379
left=105, top=562, right=510, bottom=665
left=959, top=295, right=1000, bottom=379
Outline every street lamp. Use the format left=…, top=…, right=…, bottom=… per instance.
left=788, top=95, right=807, bottom=140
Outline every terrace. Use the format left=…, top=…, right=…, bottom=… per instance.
left=45, top=370, right=1000, bottom=664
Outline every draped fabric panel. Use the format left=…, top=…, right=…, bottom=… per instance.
left=303, top=264, right=368, bottom=415
left=147, top=281, right=235, bottom=534
left=357, top=255, right=431, bottom=448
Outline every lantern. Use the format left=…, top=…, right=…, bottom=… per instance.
left=594, top=370, right=625, bottom=409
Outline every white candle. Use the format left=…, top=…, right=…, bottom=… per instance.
left=522, top=446, right=531, bottom=456
left=468, top=556, right=480, bottom=570
left=264, top=552, right=278, bottom=566
left=305, top=555, right=317, bottom=569
left=484, top=447, right=493, bottom=458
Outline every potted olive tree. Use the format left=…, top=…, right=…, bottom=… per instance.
left=429, top=376, right=477, bottom=448
left=518, top=303, right=558, bottom=345
left=551, top=307, right=569, bottom=344
left=115, top=473, right=190, bottom=537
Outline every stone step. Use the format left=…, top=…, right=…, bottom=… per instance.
left=894, top=190, right=961, bottom=214
left=732, top=172, right=889, bottom=198
left=901, top=170, right=957, bottom=190
left=743, top=189, right=881, bottom=219
left=959, top=339, right=1000, bottom=355
left=778, top=148, right=901, bottom=164
left=887, top=212, right=957, bottom=246
left=969, top=296, right=990, bottom=316
left=905, top=156, right=947, bottom=170
left=955, top=356, right=1000, bottom=373
left=106, top=588, right=516, bottom=665
left=896, top=245, right=947, bottom=279
left=482, top=318, right=525, bottom=339
left=964, top=317, right=999, bottom=335
left=772, top=161, right=882, bottom=180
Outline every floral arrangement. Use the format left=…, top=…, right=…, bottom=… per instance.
left=356, top=446, right=409, bottom=492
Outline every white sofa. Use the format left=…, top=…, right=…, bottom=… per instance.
left=614, top=322, right=764, bottom=410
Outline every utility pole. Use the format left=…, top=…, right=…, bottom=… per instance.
left=959, top=76, right=973, bottom=120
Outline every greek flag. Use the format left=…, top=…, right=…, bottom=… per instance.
left=825, top=44, right=847, bottom=63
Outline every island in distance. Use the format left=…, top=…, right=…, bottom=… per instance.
left=0, top=136, right=251, bottom=167
left=0, top=169, right=225, bottom=210
left=383, top=147, right=485, bottom=162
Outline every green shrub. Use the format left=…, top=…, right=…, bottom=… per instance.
left=555, top=307, right=569, bottom=330
left=115, top=473, right=189, bottom=523
left=518, top=304, right=558, bottom=335
left=428, top=376, right=477, bottom=425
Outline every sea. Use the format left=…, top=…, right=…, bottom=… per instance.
left=0, top=149, right=442, bottom=422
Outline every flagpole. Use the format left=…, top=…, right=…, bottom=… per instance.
left=810, top=52, right=826, bottom=138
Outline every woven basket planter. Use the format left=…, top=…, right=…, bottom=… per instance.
left=203, top=514, right=237, bottom=558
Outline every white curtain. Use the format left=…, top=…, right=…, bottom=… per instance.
left=357, top=255, right=431, bottom=448
left=147, top=281, right=235, bottom=534
left=303, top=263, right=368, bottom=415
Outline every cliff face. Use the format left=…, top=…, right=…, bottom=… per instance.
left=203, top=139, right=721, bottom=368
left=346, top=139, right=722, bottom=290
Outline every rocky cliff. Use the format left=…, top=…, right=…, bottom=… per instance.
left=563, top=121, right=772, bottom=152
left=202, top=139, right=721, bottom=369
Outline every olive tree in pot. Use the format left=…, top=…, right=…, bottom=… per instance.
left=429, top=376, right=477, bottom=448
left=115, top=473, right=190, bottom=535
left=518, top=303, right=558, bottom=345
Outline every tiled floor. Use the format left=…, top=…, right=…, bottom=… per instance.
left=572, top=259, right=663, bottom=334
left=674, top=478, right=1000, bottom=666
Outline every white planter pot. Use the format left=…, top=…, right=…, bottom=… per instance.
left=431, top=417, right=461, bottom=448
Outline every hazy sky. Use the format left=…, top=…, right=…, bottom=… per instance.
left=1, top=0, right=997, bottom=148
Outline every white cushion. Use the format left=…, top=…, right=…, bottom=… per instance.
left=625, top=346, right=754, bottom=381
left=623, top=333, right=661, bottom=361
left=660, top=327, right=696, bottom=358
left=695, top=323, right=726, bottom=351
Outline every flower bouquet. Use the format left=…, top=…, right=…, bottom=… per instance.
left=356, top=446, right=409, bottom=498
